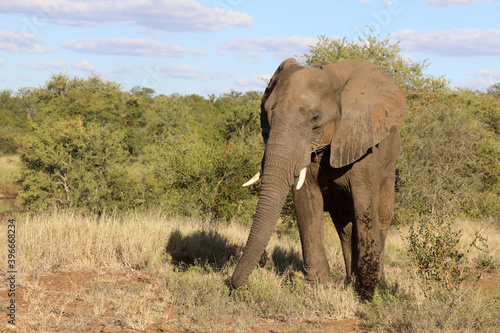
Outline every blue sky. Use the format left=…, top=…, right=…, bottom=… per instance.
left=1, top=0, right=499, bottom=96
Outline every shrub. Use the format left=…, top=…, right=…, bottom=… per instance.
left=16, top=120, right=134, bottom=213
left=164, top=135, right=262, bottom=221
left=396, top=91, right=500, bottom=220
left=487, top=82, right=500, bottom=99
left=301, top=34, right=448, bottom=94
left=406, top=213, right=491, bottom=300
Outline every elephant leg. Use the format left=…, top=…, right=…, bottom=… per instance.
left=378, top=175, right=395, bottom=280
left=351, top=182, right=381, bottom=298
left=293, top=179, right=330, bottom=284
left=330, top=212, right=357, bottom=284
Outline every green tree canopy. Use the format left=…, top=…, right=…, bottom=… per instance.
left=487, top=82, right=500, bottom=99
left=4, top=36, right=499, bottom=222
left=301, top=34, right=449, bottom=94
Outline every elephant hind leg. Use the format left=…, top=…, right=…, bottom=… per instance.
left=378, top=175, right=395, bottom=279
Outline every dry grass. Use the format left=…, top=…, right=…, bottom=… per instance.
left=0, top=210, right=498, bottom=332
left=0, top=155, right=19, bottom=187
left=0, top=210, right=363, bottom=332
left=457, top=219, right=500, bottom=258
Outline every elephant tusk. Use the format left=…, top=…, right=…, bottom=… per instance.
left=242, top=170, right=262, bottom=187
left=296, top=167, right=307, bottom=190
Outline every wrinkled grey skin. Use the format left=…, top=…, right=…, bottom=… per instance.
left=231, top=58, right=407, bottom=298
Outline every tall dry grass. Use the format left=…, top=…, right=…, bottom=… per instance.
left=0, top=155, right=19, bottom=187
left=0, top=210, right=498, bottom=332
left=0, top=210, right=361, bottom=332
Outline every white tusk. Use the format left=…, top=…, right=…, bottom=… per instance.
left=242, top=169, right=262, bottom=187
left=296, top=167, right=307, bottom=190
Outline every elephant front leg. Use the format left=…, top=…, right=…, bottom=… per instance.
left=293, top=178, right=330, bottom=284
left=330, top=215, right=357, bottom=284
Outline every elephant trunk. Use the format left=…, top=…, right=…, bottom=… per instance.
left=231, top=138, right=300, bottom=289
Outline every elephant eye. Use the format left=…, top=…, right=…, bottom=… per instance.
left=310, top=113, right=321, bottom=123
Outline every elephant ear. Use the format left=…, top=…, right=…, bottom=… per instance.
left=325, top=59, right=407, bottom=168
left=260, top=58, right=300, bottom=143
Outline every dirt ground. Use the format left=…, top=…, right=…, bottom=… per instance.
left=1, top=269, right=369, bottom=332
left=2, top=267, right=499, bottom=332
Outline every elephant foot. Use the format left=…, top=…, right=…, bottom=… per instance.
left=344, top=274, right=355, bottom=286
left=302, top=265, right=330, bottom=284
left=357, top=276, right=380, bottom=300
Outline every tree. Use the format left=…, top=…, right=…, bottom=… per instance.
left=396, top=91, right=500, bottom=220
left=487, top=82, right=500, bottom=99
left=144, top=95, right=193, bottom=142
left=301, top=34, right=448, bottom=94
left=215, top=90, right=262, bottom=141
left=17, top=120, right=133, bottom=213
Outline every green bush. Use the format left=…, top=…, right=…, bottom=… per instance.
left=406, top=214, right=490, bottom=300
left=164, top=135, right=262, bottom=221
left=301, top=34, right=448, bottom=94
left=396, top=91, right=500, bottom=220
left=367, top=215, right=497, bottom=331
left=3, top=35, right=499, bottom=224
left=0, top=126, right=19, bottom=155
left=16, top=120, right=134, bottom=213
left=487, top=82, right=500, bottom=99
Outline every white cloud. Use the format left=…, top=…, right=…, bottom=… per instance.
left=112, top=66, right=137, bottom=76
left=453, top=69, right=500, bottom=92
left=21, top=60, right=66, bottom=70
left=73, top=59, right=94, bottom=72
left=152, top=65, right=232, bottom=82
left=0, top=0, right=252, bottom=32
left=159, top=65, right=205, bottom=80
left=467, top=69, right=500, bottom=79
left=459, top=79, right=498, bottom=92
left=204, top=87, right=233, bottom=96
left=0, top=31, right=55, bottom=53
left=391, top=29, right=500, bottom=56
left=222, top=36, right=317, bottom=60
left=0, top=58, right=5, bottom=65
left=136, top=28, right=160, bottom=37
left=424, top=0, right=490, bottom=6
left=61, top=38, right=206, bottom=57
left=400, top=53, right=415, bottom=62
left=235, top=74, right=272, bottom=87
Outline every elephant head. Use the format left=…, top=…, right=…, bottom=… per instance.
left=231, top=58, right=406, bottom=289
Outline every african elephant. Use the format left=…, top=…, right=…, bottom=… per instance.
left=231, top=58, right=407, bottom=298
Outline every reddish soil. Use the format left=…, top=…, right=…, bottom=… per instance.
left=472, top=269, right=500, bottom=296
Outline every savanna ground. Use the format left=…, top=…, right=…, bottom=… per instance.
left=1, top=207, right=499, bottom=332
